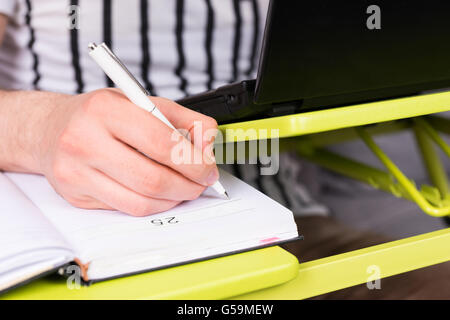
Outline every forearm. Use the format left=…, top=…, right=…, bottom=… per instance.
left=0, top=90, right=69, bottom=173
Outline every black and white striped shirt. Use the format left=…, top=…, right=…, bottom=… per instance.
left=0, top=0, right=329, bottom=216
left=0, top=0, right=268, bottom=99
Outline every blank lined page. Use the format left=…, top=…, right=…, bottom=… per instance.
left=6, top=170, right=298, bottom=280
left=0, top=173, right=71, bottom=260
left=0, top=173, right=74, bottom=292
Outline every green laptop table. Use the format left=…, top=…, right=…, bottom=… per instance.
left=3, top=91, right=450, bottom=299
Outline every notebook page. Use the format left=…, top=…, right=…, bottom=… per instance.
left=0, top=173, right=72, bottom=258
left=6, top=170, right=298, bottom=278
left=0, top=173, right=74, bottom=290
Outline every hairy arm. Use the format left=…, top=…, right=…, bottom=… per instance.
left=0, top=90, right=68, bottom=173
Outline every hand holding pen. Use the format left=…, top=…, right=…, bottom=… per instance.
left=88, top=42, right=229, bottom=199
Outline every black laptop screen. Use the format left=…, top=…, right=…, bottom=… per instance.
left=255, top=0, right=450, bottom=107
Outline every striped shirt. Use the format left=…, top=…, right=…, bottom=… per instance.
left=0, top=0, right=268, bottom=99
left=0, top=0, right=329, bottom=216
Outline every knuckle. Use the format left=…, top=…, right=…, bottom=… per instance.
left=142, top=172, right=163, bottom=195
left=82, top=90, right=111, bottom=116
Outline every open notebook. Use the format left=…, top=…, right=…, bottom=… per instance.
left=0, top=170, right=299, bottom=293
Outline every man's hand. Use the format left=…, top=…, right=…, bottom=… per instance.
left=0, top=89, right=220, bottom=216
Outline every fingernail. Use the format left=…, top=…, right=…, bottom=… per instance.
left=206, top=168, right=219, bottom=186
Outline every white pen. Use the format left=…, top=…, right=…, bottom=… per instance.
left=88, top=42, right=229, bottom=199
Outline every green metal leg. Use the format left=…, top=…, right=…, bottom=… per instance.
left=290, top=117, right=450, bottom=218
left=413, top=122, right=450, bottom=201
left=416, top=117, right=450, bottom=158
left=356, top=126, right=450, bottom=217
left=295, top=145, right=410, bottom=199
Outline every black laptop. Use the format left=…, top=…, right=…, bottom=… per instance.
left=178, top=0, right=450, bottom=124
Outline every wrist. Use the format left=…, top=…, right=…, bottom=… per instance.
left=31, top=91, right=72, bottom=175
left=0, top=90, right=70, bottom=174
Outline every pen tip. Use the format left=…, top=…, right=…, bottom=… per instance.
left=224, top=191, right=230, bottom=200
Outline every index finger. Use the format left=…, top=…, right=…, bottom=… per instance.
left=101, top=93, right=220, bottom=187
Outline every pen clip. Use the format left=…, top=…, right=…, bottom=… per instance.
left=89, top=42, right=150, bottom=97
